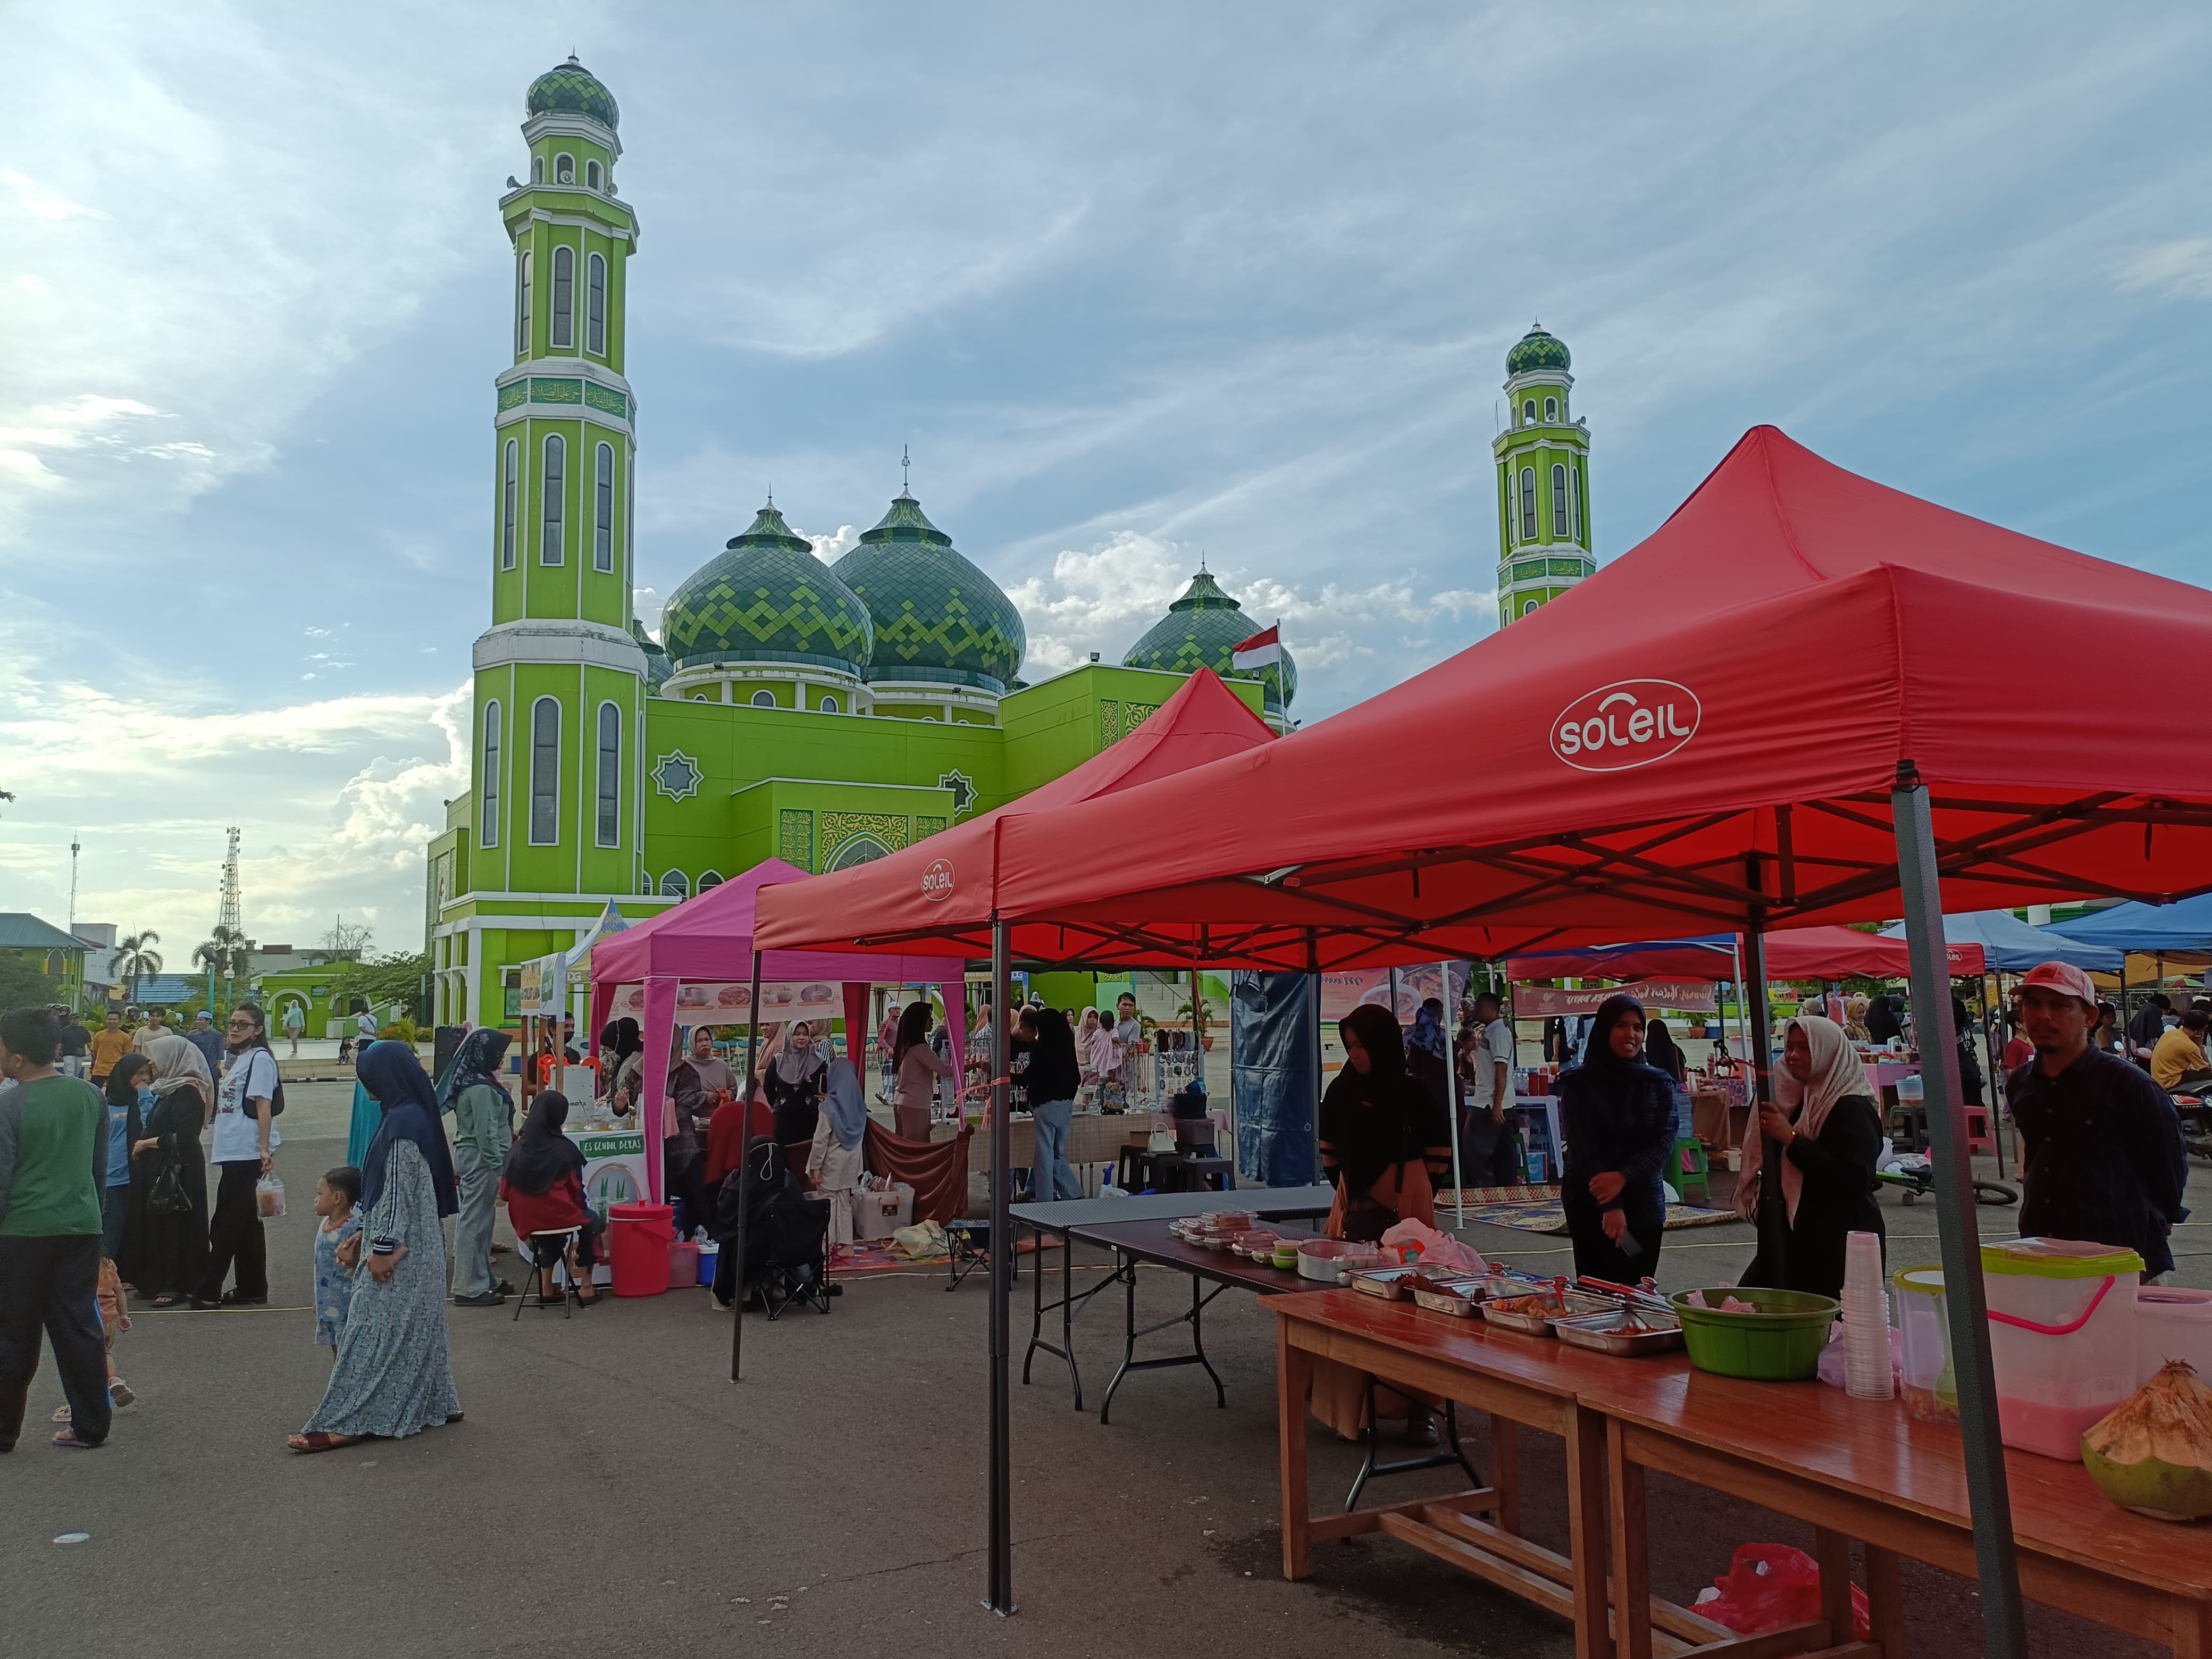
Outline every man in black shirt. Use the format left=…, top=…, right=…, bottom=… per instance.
left=2008, top=962, right=2188, bottom=1278
left=49, top=1006, right=90, bottom=1080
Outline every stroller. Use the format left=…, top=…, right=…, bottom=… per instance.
left=712, top=1137, right=832, bottom=1319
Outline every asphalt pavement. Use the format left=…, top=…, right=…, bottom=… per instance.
left=2, top=1080, right=2194, bottom=1657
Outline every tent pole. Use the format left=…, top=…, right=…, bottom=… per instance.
left=1739, top=910, right=1786, bottom=1281
left=730, top=950, right=763, bottom=1385
left=1189, top=965, right=1205, bottom=1094
left=985, top=918, right=1016, bottom=1614
left=1442, top=961, right=1465, bottom=1225
left=1306, top=929, right=1322, bottom=1185
left=1893, top=775, right=2027, bottom=1659
left=1979, top=978, right=2002, bottom=1171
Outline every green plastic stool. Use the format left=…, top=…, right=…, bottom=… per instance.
left=1672, top=1137, right=1711, bottom=1206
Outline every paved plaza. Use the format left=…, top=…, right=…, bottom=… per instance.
left=4, top=1079, right=2198, bottom=1658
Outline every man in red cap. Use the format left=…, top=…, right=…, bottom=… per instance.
left=2007, top=961, right=2187, bottom=1279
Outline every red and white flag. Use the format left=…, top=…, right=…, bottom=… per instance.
left=1228, top=625, right=1281, bottom=670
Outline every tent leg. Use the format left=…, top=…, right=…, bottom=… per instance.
left=1190, top=966, right=1206, bottom=1094
left=731, top=951, right=763, bottom=1385
left=1443, top=961, right=1465, bottom=1226
left=1306, top=930, right=1322, bottom=1185
left=1893, top=776, right=2027, bottom=1659
left=985, top=918, right=1016, bottom=1615
left=1739, top=916, right=1786, bottom=1283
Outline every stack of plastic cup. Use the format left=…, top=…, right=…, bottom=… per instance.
left=1842, top=1230, right=1894, bottom=1400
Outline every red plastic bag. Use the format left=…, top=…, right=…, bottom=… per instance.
left=1698, top=1544, right=1869, bottom=1641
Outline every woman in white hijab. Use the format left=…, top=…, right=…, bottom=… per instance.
left=128, top=1034, right=217, bottom=1306
left=1734, top=1015, right=1886, bottom=1300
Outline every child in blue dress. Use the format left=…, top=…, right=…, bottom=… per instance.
left=313, top=1165, right=363, bottom=1357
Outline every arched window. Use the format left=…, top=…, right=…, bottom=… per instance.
left=1520, top=467, right=1538, bottom=541
left=587, top=253, right=606, bottom=355
left=640, top=872, right=656, bottom=896
left=1552, top=464, right=1568, bottom=534
left=500, top=439, right=517, bottom=569
left=697, top=871, right=724, bottom=893
left=660, top=870, right=690, bottom=900
left=1544, top=396, right=1558, bottom=422
left=593, top=443, right=614, bottom=572
left=818, top=693, right=840, bottom=714
left=532, top=156, right=543, bottom=184
left=1522, top=599, right=1540, bottom=617
left=550, top=246, right=573, bottom=348
left=1502, top=471, right=1514, bottom=547
left=1522, top=399, right=1536, bottom=424
left=516, top=251, right=531, bottom=356
left=750, top=689, right=776, bottom=707
left=555, top=153, right=574, bottom=183
left=1569, top=461, right=1582, bottom=540
left=594, top=701, right=621, bottom=847
left=585, top=159, right=601, bottom=190
left=480, top=700, right=501, bottom=848
left=529, top=697, right=560, bottom=844
left=541, top=434, right=564, bottom=564
left=692, top=693, right=709, bottom=702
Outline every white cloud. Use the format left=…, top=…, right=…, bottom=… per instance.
left=2116, top=239, right=2212, bottom=303
left=632, top=586, right=666, bottom=642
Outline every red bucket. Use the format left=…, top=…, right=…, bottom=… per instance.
left=607, top=1202, right=676, bottom=1298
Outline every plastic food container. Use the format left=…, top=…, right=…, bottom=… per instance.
left=2135, top=1287, right=2212, bottom=1386
left=1271, top=1242, right=1299, bottom=1270
left=1981, top=1237, right=2142, bottom=1460
left=1671, top=1287, right=1839, bottom=1379
left=1893, top=1267, right=1956, bottom=1423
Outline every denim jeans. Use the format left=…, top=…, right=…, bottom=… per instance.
left=1029, top=1097, right=1082, bottom=1202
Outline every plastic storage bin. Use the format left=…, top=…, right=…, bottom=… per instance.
left=1671, top=1288, right=1839, bottom=1380
left=667, top=1239, right=700, bottom=1289
left=1893, top=1267, right=1956, bottom=1423
left=2136, top=1287, right=2212, bottom=1385
left=1982, top=1236, right=2142, bottom=1460
left=852, top=1182, right=915, bottom=1242
left=607, top=1201, right=676, bottom=1297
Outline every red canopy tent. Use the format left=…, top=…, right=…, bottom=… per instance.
left=755, top=427, right=2212, bottom=1640
left=1506, top=924, right=1984, bottom=984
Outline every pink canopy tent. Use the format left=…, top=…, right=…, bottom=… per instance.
left=588, top=857, right=968, bottom=1201
left=1506, top=923, right=1984, bottom=983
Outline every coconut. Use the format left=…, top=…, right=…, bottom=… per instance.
left=2082, top=1361, right=2212, bottom=1522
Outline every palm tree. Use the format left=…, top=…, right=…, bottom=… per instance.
left=193, top=925, right=249, bottom=1008
left=115, top=929, right=162, bottom=1009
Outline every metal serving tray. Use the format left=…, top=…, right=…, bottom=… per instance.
left=1411, top=1284, right=1485, bottom=1316
left=1481, top=1291, right=1616, bottom=1336
left=1551, top=1308, right=1686, bottom=1356
left=1350, top=1267, right=1418, bottom=1300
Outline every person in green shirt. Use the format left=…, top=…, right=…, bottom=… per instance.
left=0, top=1006, right=113, bottom=1451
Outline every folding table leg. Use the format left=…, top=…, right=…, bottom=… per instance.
left=1188, top=1272, right=1226, bottom=1409
left=1608, top=1425, right=1653, bottom=1659
left=1863, top=1544, right=1905, bottom=1657
left=1564, top=1402, right=1609, bottom=1659
left=1278, top=1323, right=1313, bottom=1582
left=1815, top=1527, right=1856, bottom=1645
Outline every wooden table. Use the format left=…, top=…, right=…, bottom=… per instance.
left=1585, top=1362, right=2212, bottom=1658
left=1270, top=1289, right=1722, bottom=1659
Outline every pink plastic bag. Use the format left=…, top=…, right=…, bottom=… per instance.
left=1379, top=1218, right=1486, bottom=1273
left=1698, top=1544, right=1869, bottom=1641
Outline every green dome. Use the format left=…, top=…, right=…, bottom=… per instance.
left=526, top=57, right=619, bottom=131
left=660, top=504, right=873, bottom=674
left=1121, top=570, right=1297, bottom=713
left=831, top=492, right=1025, bottom=693
left=1505, top=323, right=1570, bottom=376
left=630, top=617, right=671, bottom=696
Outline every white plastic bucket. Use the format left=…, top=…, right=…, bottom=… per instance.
left=1981, top=1237, right=2142, bottom=1460
left=2136, top=1287, right=2212, bottom=1385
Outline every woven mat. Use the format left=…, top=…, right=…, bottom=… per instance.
left=1437, top=1186, right=1741, bottom=1236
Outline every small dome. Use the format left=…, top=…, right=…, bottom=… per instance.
left=1122, top=569, right=1297, bottom=713
left=526, top=56, right=619, bottom=131
left=831, top=492, right=1025, bottom=693
left=630, top=617, right=671, bottom=695
left=1505, top=323, right=1570, bottom=376
left=660, top=504, right=873, bottom=674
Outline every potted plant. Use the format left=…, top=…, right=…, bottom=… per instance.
left=1175, top=992, right=1216, bottom=1051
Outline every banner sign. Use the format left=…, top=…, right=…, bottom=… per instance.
left=1318, top=963, right=1472, bottom=1023
left=607, top=981, right=840, bottom=1019
left=1513, top=977, right=1717, bottom=1016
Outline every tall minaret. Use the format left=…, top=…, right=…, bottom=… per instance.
left=1492, top=323, right=1594, bottom=628
left=471, top=57, right=646, bottom=898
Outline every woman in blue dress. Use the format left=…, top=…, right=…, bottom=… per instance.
left=289, top=1041, right=462, bottom=1452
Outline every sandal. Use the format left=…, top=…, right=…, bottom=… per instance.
left=51, top=1430, right=99, bottom=1450
left=51, top=1405, right=72, bottom=1424
left=287, top=1431, right=361, bottom=1454
left=219, top=1289, right=267, bottom=1308
left=150, top=1295, right=179, bottom=1310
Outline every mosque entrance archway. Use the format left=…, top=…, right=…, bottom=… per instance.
left=825, top=834, right=894, bottom=872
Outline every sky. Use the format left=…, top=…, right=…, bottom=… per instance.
left=3, top=4, right=2208, bottom=964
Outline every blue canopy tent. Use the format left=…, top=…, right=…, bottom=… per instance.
left=2046, top=894, right=2212, bottom=954
left=1878, top=909, right=2122, bottom=973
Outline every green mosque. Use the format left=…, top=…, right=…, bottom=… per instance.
left=424, top=60, right=1320, bottom=1028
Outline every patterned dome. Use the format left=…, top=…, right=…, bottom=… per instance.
left=1505, top=323, right=1570, bottom=376
left=526, top=57, right=619, bottom=131
left=660, top=504, right=873, bottom=674
left=630, top=617, right=671, bottom=695
left=831, top=492, right=1025, bottom=693
left=1122, top=570, right=1297, bottom=713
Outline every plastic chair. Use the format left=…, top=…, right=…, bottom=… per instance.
left=1672, top=1138, right=1711, bottom=1207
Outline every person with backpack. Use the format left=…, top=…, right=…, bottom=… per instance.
left=197, top=1003, right=280, bottom=1309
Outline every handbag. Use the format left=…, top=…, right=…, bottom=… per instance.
left=146, top=1160, right=191, bottom=1216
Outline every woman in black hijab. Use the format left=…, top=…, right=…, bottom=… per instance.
left=499, top=1092, right=600, bottom=1305
left=604, top=1018, right=644, bottom=1117
left=1320, top=1004, right=1452, bottom=1243
left=1557, top=995, right=1677, bottom=1281
left=1644, top=1019, right=1687, bottom=1086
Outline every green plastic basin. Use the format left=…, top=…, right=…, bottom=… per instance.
left=1669, top=1287, right=1839, bottom=1380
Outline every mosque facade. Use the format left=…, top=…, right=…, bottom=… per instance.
left=424, top=61, right=1296, bottom=1028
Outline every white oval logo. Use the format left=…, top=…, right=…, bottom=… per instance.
left=920, top=857, right=956, bottom=902
left=1551, top=680, right=1700, bottom=772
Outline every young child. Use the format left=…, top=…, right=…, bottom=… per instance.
left=313, top=1165, right=363, bottom=1356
